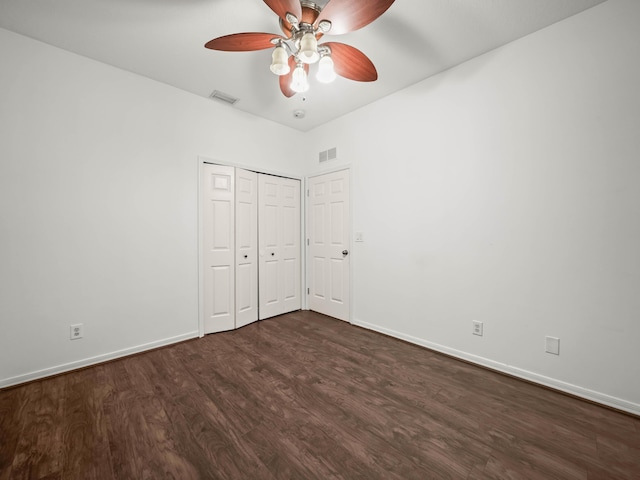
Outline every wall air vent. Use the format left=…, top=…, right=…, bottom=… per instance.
left=319, top=147, right=337, bottom=163
left=209, top=90, right=239, bottom=106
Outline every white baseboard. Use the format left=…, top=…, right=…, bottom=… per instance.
left=0, top=331, right=199, bottom=389
left=351, top=319, right=640, bottom=417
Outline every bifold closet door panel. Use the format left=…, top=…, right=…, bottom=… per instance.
left=258, top=174, right=301, bottom=320
left=235, top=168, right=259, bottom=328
left=279, top=176, right=301, bottom=315
left=259, top=174, right=283, bottom=320
left=202, top=164, right=235, bottom=334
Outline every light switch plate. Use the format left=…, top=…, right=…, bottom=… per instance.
left=355, top=232, right=364, bottom=242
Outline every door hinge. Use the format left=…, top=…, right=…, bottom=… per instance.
left=307, top=189, right=309, bottom=197
left=307, top=238, right=309, bottom=246
left=307, top=288, right=310, bottom=295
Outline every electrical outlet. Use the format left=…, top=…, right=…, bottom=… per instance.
left=472, top=320, right=483, bottom=336
left=70, top=323, right=83, bottom=340
left=545, top=336, right=560, bottom=355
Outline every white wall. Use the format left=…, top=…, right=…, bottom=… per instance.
left=0, top=28, right=305, bottom=387
left=304, top=0, right=640, bottom=413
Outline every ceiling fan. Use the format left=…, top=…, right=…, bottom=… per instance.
left=205, top=0, right=396, bottom=97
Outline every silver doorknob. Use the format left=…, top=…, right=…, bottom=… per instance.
left=342, top=250, right=349, bottom=256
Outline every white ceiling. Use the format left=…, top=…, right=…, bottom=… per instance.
left=0, top=0, right=606, bottom=131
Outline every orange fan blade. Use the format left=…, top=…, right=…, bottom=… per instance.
left=263, top=0, right=302, bottom=22
left=205, top=32, right=280, bottom=51
left=279, top=56, right=308, bottom=97
left=301, top=4, right=320, bottom=24
left=316, top=0, right=396, bottom=35
left=323, top=42, right=377, bottom=82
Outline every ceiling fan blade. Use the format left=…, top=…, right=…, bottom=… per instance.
left=205, top=32, right=279, bottom=52
left=324, top=42, right=377, bottom=82
left=301, top=4, right=320, bottom=24
left=263, top=0, right=302, bottom=22
left=316, top=0, right=395, bottom=35
left=279, top=56, right=308, bottom=97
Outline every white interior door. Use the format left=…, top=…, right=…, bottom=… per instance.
left=308, top=169, right=350, bottom=321
left=235, top=168, right=258, bottom=328
left=259, top=174, right=301, bottom=319
left=202, top=164, right=235, bottom=333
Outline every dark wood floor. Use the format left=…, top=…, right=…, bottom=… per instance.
left=1, top=311, right=639, bottom=479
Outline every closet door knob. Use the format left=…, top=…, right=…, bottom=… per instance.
left=244, top=255, right=248, bottom=259
left=271, top=252, right=275, bottom=256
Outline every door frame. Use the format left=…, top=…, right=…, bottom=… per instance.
left=305, top=166, right=353, bottom=323
left=197, top=156, right=305, bottom=337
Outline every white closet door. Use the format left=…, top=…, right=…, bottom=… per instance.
left=280, top=176, right=302, bottom=314
left=259, top=174, right=301, bottom=319
left=202, top=164, right=235, bottom=334
left=235, top=168, right=258, bottom=328
left=308, top=169, right=350, bottom=321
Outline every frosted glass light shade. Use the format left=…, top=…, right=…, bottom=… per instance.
left=299, top=32, right=319, bottom=64
left=316, top=55, right=336, bottom=83
left=270, top=46, right=290, bottom=75
left=291, top=64, right=309, bottom=93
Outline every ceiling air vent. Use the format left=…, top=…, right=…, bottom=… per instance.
left=209, top=90, right=239, bottom=106
left=319, top=147, right=337, bottom=163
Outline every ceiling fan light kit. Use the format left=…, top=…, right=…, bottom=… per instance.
left=316, top=55, right=337, bottom=83
left=205, top=0, right=396, bottom=97
left=291, top=63, right=310, bottom=93
left=270, top=45, right=291, bottom=75
left=298, top=31, right=320, bottom=64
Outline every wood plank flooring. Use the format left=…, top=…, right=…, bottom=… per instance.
left=1, top=311, right=639, bottom=479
